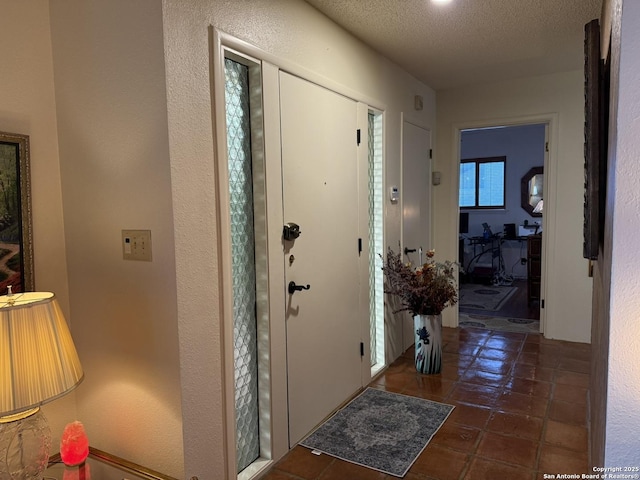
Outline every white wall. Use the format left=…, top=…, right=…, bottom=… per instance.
left=436, top=71, right=593, bottom=343
left=161, top=0, right=436, bottom=476
left=48, top=1, right=183, bottom=477
left=0, top=0, right=76, bottom=439
left=604, top=0, right=640, bottom=465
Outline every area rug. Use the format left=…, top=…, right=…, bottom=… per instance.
left=300, top=387, right=454, bottom=477
left=459, top=312, right=540, bottom=334
left=459, top=283, right=517, bottom=311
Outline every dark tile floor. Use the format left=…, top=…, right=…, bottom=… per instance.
left=262, top=326, right=591, bottom=480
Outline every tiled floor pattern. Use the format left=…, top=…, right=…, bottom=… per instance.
left=262, top=326, right=591, bottom=480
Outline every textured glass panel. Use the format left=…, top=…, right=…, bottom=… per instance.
left=224, top=58, right=260, bottom=473
left=368, top=113, right=384, bottom=367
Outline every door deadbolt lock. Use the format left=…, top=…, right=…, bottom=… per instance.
left=283, top=222, right=301, bottom=241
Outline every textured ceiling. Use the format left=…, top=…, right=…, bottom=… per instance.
left=304, top=0, right=603, bottom=90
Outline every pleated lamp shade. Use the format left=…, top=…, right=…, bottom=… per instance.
left=0, top=292, right=84, bottom=418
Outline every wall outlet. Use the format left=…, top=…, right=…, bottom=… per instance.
left=122, top=230, right=152, bottom=261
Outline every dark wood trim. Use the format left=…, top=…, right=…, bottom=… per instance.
left=583, top=19, right=606, bottom=260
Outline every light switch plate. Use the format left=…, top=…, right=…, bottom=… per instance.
left=122, top=230, right=152, bottom=261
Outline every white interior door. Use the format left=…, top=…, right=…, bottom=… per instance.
left=402, top=121, right=432, bottom=350
left=280, top=72, right=363, bottom=446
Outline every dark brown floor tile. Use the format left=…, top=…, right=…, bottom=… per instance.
left=511, top=363, right=555, bottom=382
left=443, top=340, right=482, bottom=357
left=261, top=470, right=300, bottom=480
left=431, top=422, right=481, bottom=453
left=489, top=330, right=527, bottom=341
left=504, top=377, right=552, bottom=398
left=549, top=399, right=588, bottom=426
left=463, top=456, right=535, bottom=480
left=448, top=402, right=492, bottom=429
left=460, top=369, right=508, bottom=388
left=496, top=391, right=549, bottom=417
left=554, top=370, right=590, bottom=388
left=442, top=352, right=476, bottom=368
left=516, top=350, right=560, bottom=368
left=318, top=459, right=387, bottom=480
left=439, top=363, right=467, bottom=381
left=560, top=342, right=591, bottom=360
left=470, top=357, right=514, bottom=375
left=403, top=375, right=455, bottom=399
left=544, top=420, right=588, bottom=452
left=525, top=333, right=542, bottom=344
left=486, top=411, right=544, bottom=440
left=409, top=444, right=469, bottom=479
left=478, top=347, right=519, bottom=362
left=449, top=382, right=502, bottom=407
left=476, top=431, right=539, bottom=468
left=372, top=368, right=412, bottom=391
left=274, top=447, right=333, bottom=479
left=457, top=328, right=492, bottom=344
left=538, top=444, right=589, bottom=473
left=483, top=337, right=524, bottom=352
left=516, top=354, right=555, bottom=369
left=557, top=358, right=590, bottom=374
left=552, top=383, right=588, bottom=404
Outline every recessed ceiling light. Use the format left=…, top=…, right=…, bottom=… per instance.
left=432, top=0, right=453, bottom=4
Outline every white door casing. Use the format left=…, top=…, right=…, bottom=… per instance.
left=401, top=120, right=432, bottom=350
left=280, top=72, right=363, bottom=446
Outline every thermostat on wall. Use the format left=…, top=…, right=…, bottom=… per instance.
left=389, top=186, right=399, bottom=203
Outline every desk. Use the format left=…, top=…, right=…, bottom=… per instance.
left=44, top=447, right=178, bottom=480
left=464, top=236, right=503, bottom=283
left=462, top=235, right=529, bottom=284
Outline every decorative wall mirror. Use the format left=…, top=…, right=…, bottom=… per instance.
left=0, top=131, right=34, bottom=292
left=521, top=166, right=543, bottom=217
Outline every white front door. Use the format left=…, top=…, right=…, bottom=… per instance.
left=402, top=120, right=432, bottom=350
left=280, top=72, right=363, bottom=446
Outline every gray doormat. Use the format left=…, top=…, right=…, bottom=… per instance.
left=300, top=387, right=454, bottom=477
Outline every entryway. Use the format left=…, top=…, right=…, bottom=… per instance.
left=457, top=123, right=547, bottom=334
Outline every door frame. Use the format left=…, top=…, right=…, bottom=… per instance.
left=450, top=113, right=559, bottom=334
left=212, top=28, right=388, bottom=479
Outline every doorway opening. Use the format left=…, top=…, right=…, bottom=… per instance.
left=457, top=123, right=546, bottom=333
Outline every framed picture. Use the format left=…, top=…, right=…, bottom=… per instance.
left=583, top=19, right=607, bottom=260
left=0, top=131, right=34, bottom=293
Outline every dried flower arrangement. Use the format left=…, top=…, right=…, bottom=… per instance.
left=381, top=248, right=458, bottom=316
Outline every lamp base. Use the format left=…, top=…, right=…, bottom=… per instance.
left=0, top=409, right=51, bottom=480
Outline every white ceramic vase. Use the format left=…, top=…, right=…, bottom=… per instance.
left=414, top=314, right=443, bottom=374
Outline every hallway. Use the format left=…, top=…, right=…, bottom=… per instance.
left=262, top=326, right=590, bottom=479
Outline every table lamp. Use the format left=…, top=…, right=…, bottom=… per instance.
left=0, top=291, right=84, bottom=479
left=533, top=199, right=543, bottom=214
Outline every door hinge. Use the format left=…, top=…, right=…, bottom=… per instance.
left=545, top=141, right=549, bottom=152
left=358, top=238, right=362, bottom=255
left=357, top=129, right=361, bottom=145
left=541, top=299, right=545, bottom=308
left=360, top=342, right=365, bottom=357
left=429, top=149, right=433, bottom=159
